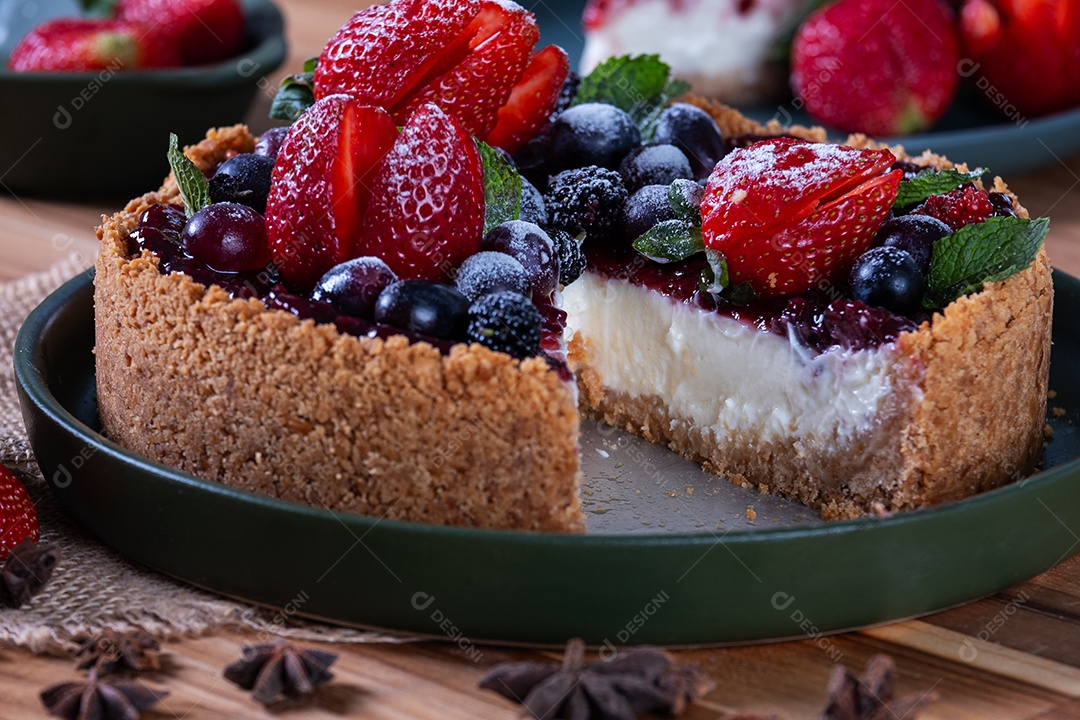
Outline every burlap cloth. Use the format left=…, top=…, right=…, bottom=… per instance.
left=0, top=256, right=413, bottom=655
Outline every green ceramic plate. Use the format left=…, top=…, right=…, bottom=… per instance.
left=0, top=0, right=286, bottom=197
left=14, top=270, right=1080, bottom=646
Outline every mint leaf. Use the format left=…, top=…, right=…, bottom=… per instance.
left=270, top=72, right=315, bottom=122
left=633, top=219, right=703, bottom=262
left=573, top=55, right=689, bottom=139
left=699, top=249, right=728, bottom=295
left=668, top=179, right=702, bottom=225
left=302, top=57, right=318, bottom=73
left=166, top=133, right=210, bottom=218
left=476, top=140, right=522, bottom=235
left=895, top=167, right=986, bottom=207
left=924, top=216, right=1049, bottom=308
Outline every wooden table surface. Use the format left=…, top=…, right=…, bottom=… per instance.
left=4, top=1, right=1080, bottom=718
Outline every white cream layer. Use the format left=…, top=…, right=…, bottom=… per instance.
left=563, top=271, right=901, bottom=448
left=580, top=0, right=811, bottom=103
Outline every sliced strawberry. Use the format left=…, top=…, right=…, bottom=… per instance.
left=0, top=465, right=38, bottom=561
left=486, top=45, right=570, bottom=154
left=313, top=0, right=481, bottom=109
left=702, top=139, right=901, bottom=296
left=266, top=96, right=397, bottom=292
left=395, top=0, right=539, bottom=139
left=357, top=103, right=485, bottom=281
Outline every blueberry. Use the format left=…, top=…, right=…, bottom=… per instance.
left=209, top=153, right=275, bottom=215
left=311, top=257, right=398, bottom=319
left=620, top=184, right=678, bottom=240
left=374, top=280, right=471, bottom=340
left=480, top=220, right=560, bottom=300
left=466, top=291, right=543, bottom=359
left=987, top=191, right=1018, bottom=218
left=652, top=103, right=726, bottom=180
left=550, top=103, right=641, bottom=172
left=619, top=144, right=693, bottom=193
left=520, top=177, right=548, bottom=226
left=180, top=202, right=270, bottom=273
left=454, top=251, right=531, bottom=301
left=873, top=215, right=951, bottom=273
left=849, top=246, right=925, bottom=316
left=254, top=126, right=290, bottom=159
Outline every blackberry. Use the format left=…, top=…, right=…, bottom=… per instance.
left=520, top=177, right=548, bottom=225
left=547, top=227, right=585, bottom=285
left=466, top=291, right=543, bottom=359
left=545, top=165, right=628, bottom=241
left=619, top=144, right=693, bottom=193
left=549, top=102, right=641, bottom=172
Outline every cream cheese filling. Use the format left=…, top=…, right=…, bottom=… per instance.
left=563, top=271, right=900, bottom=448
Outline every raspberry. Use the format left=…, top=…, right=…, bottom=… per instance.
left=911, top=186, right=995, bottom=232
left=545, top=166, right=628, bottom=241
left=466, top=291, right=543, bottom=359
left=546, top=227, right=585, bottom=286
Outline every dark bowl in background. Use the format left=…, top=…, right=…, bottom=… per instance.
left=0, top=0, right=286, bottom=198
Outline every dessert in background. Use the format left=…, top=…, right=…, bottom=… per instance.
left=791, top=0, right=960, bottom=136
left=958, top=0, right=1080, bottom=118
left=581, top=0, right=814, bottom=104
left=8, top=0, right=243, bottom=71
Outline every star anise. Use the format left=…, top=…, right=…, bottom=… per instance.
left=74, top=629, right=162, bottom=675
left=40, top=668, right=168, bottom=720
left=479, top=638, right=714, bottom=720
left=0, top=539, right=60, bottom=608
left=223, top=639, right=338, bottom=705
left=818, top=654, right=938, bottom=720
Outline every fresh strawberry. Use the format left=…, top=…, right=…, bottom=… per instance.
left=313, top=0, right=562, bottom=151
left=0, top=466, right=39, bottom=561
left=7, top=18, right=179, bottom=71
left=701, top=138, right=901, bottom=296
left=395, top=0, right=539, bottom=139
left=486, top=45, right=571, bottom=154
left=959, top=0, right=1080, bottom=117
left=791, top=0, right=960, bottom=136
left=314, top=0, right=480, bottom=110
left=266, top=96, right=397, bottom=292
left=911, top=185, right=995, bottom=232
left=357, top=103, right=485, bottom=281
left=116, top=0, right=244, bottom=65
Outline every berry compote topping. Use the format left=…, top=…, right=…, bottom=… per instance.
left=584, top=246, right=918, bottom=354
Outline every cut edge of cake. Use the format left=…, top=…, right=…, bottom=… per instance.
left=566, top=97, right=1054, bottom=519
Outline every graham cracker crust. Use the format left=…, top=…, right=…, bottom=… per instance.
left=94, top=126, right=584, bottom=533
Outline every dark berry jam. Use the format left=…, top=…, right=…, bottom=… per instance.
left=584, top=246, right=919, bottom=354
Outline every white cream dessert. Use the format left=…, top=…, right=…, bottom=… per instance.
left=581, top=0, right=814, bottom=104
